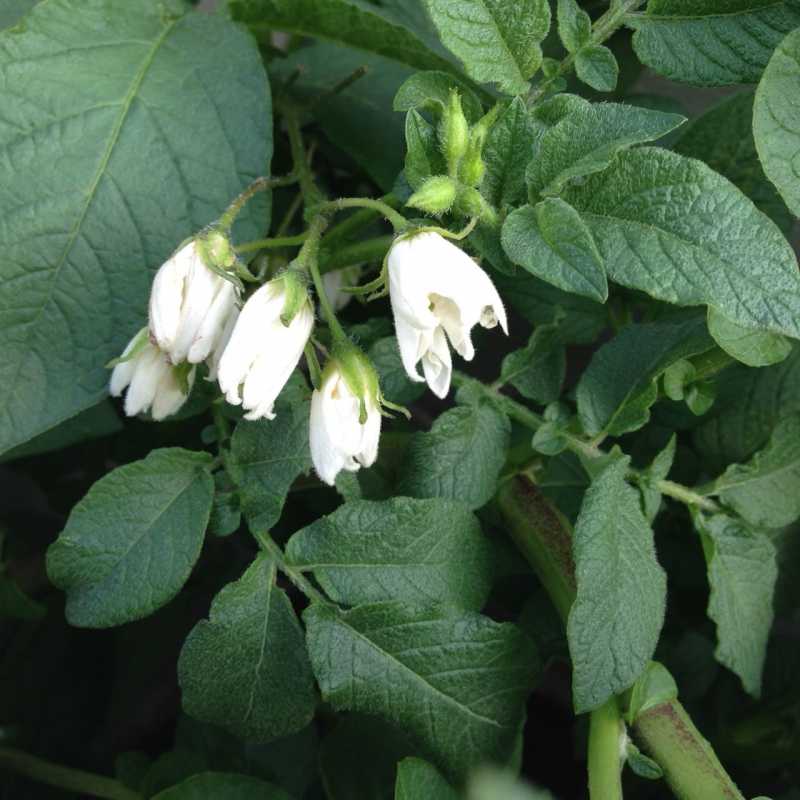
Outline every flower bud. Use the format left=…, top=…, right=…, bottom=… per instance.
left=458, top=104, right=501, bottom=188
left=406, top=175, right=458, bottom=216
left=455, top=186, right=497, bottom=225
left=310, top=346, right=382, bottom=486
left=439, top=90, right=469, bottom=176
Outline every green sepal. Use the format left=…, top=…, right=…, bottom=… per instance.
left=172, top=362, right=195, bottom=395
left=327, top=341, right=382, bottom=418
left=278, top=268, right=312, bottom=327
left=105, top=327, right=149, bottom=369
left=439, top=89, right=469, bottom=176
left=407, top=175, right=458, bottom=216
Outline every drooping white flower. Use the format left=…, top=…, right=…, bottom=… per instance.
left=149, top=239, right=238, bottom=366
left=109, top=330, right=195, bottom=420
left=216, top=274, right=314, bottom=420
left=309, top=354, right=382, bottom=486
left=206, top=305, right=239, bottom=383
left=387, top=231, right=507, bottom=398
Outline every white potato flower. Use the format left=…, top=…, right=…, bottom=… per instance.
left=109, top=330, right=194, bottom=420
left=216, top=275, right=314, bottom=421
left=387, top=231, right=507, bottom=398
left=149, top=239, right=238, bottom=366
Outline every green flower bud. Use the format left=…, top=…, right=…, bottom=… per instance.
left=458, top=104, right=501, bottom=187
left=455, top=186, right=497, bottom=224
left=439, top=90, right=469, bottom=176
left=406, top=175, right=458, bottom=216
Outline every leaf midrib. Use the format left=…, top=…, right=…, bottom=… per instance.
left=0, top=15, right=180, bottom=421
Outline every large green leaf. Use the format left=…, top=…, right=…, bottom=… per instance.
left=305, top=602, right=539, bottom=779
left=562, top=147, right=800, bottom=338
left=225, top=399, right=311, bottom=534
left=0, top=0, right=271, bottom=454
left=694, top=513, right=777, bottom=697
left=710, top=414, right=800, bottom=528
left=526, top=102, right=685, bottom=198
left=395, top=758, right=459, bottom=800
left=286, top=497, right=493, bottom=609
left=0, top=0, right=37, bottom=28
left=47, top=448, right=213, bottom=627
left=576, top=315, right=714, bottom=437
left=754, top=26, right=800, bottom=217
left=567, top=458, right=667, bottom=713
left=674, top=90, right=793, bottom=234
left=706, top=307, right=792, bottom=367
left=398, top=402, right=510, bottom=510
left=153, top=772, right=291, bottom=800
left=231, top=0, right=453, bottom=72
left=420, top=0, right=551, bottom=94
left=178, top=554, right=316, bottom=742
left=630, top=1, right=800, bottom=86
left=499, top=321, right=566, bottom=404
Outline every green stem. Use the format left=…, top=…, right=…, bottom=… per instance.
left=315, top=197, right=408, bottom=233
left=588, top=699, right=625, bottom=800
left=633, top=700, right=745, bottom=800
left=0, top=747, right=141, bottom=800
left=218, top=174, right=297, bottom=229
left=319, top=235, right=393, bottom=274
left=322, top=194, right=400, bottom=248
left=527, top=0, right=646, bottom=104
left=283, top=105, right=323, bottom=208
left=235, top=233, right=308, bottom=254
left=252, top=529, right=329, bottom=605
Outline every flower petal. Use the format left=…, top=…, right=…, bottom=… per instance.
left=148, top=243, right=193, bottom=353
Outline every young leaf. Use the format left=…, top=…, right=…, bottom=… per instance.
left=567, top=458, right=667, bottom=713
left=499, top=321, right=566, bottom=404
left=231, top=0, right=454, bottom=73
left=562, top=147, right=800, bottom=339
left=0, top=0, right=272, bottom=454
left=47, top=448, right=213, bottom=627
left=707, top=307, right=792, bottom=368
left=404, top=109, right=446, bottom=191
left=576, top=315, right=714, bottom=437
left=711, top=414, right=800, bottom=528
left=754, top=26, right=800, bottom=218
left=557, top=0, right=591, bottom=54
left=527, top=103, right=686, bottom=197
left=674, top=90, right=793, bottom=234
left=153, top=772, right=291, bottom=800
left=393, top=71, right=484, bottom=122
left=694, top=513, right=777, bottom=697
left=178, top=554, right=316, bottom=742
left=304, top=602, right=539, bottom=779
left=286, top=497, right=493, bottom=609
left=225, top=400, right=311, bottom=534
left=421, top=0, right=551, bottom=95
left=501, top=200, right=607, bottom=302
left=575, top=45, right=619, bottom=92
left=630, top=2, right=800, bottom=86
left=398, top=402, right=510, bottom=510
left=638, top=435, right=677, bottom=523
left=482, top=97, right=539, bottom=208
left=395, top=758, right=459, bottom=800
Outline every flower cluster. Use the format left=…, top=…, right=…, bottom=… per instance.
left=110, top=222, right=506, bottom=485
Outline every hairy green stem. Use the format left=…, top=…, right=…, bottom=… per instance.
left=218, top=174, right=297, bottom=229
left=0, top=747, right=141, bottom=800
left=235, top=232, right=308, bottom=254
left=252, top=529, right=328, bottom=605
left=283, top=105, right=323, bottom=208
left=588, top=699, right=625, bottom=800
left=322, top=194, right=400, bottom=248
left=315, top=197, right=408, bottom=233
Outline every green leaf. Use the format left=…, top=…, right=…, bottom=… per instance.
left=567, top=458, right=667, bottom=713
left=527, top=103, right=686, bottom=197
left=499, top=321, right=566, bottom=404
left=576, top=315, right=714, bottom=437
left=178, top=554, right=316, bottom=742
left=232, top=0, right=454, bottom=72
left=395, top=758, right=459, bottom=800
left=0, top=574, right=45, bottom=620
left=754, top=26, right=800, bottom=217
left=694, top=513, right=777, bottom=696
left=369, top=336, right=426, bottom=405
left=623, top=661, right=678, bottom=724
left=711, top=414, right=800, bottom=527
left=674, top=90, right=793, bottom=234
left=420, top=0, right=551, bottom=95
left=557, top=0, right=592, bottom=53
left=272, top=43, right=410, bottom=191
left=393, top=71, right=484, bottom=121
left=575, top=45, right=619, bottom=92
left=0, top=0, right=37, bottom=29
left=707, top=307, right=792, bottom=367
left=482, top=97, right=539, bottom=208
left=304, top=602, right=539, bottom=779
left=153, top=772, right=291, bottom=800
left=0, top=0, right=271, bottom=454
left=403, top=109, right=446, bottom=191
left=398, top=402, right=510, bottom=510
left=46, top=448, right=213, bottom=627
left=638, top=435, right=677, bottom=522
left=502, top=200, right=607, bottom=302
left=225, top=400, right=311, bottom=534
left=562, top=147, right=800, bottom=338
left=626, top=742, right=664, bottom=780
left=286, top=497, right=492, bottom=609
left=630, top=2, right=800, bottom=86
